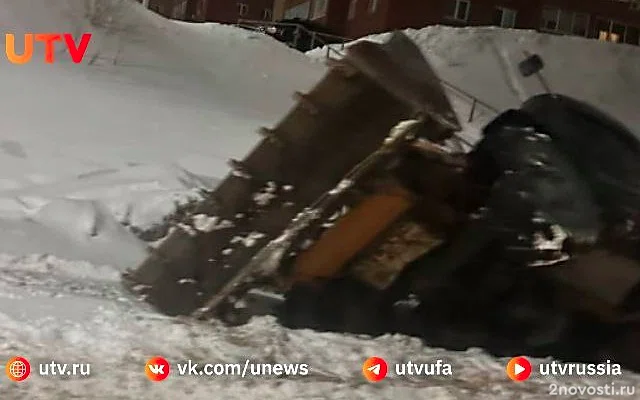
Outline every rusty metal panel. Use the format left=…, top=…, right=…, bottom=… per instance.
left=351, top=220, right=444, bottom=290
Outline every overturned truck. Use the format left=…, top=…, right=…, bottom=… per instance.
left=123, top=32, right=640, bottom=370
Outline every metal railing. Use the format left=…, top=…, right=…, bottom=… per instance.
left=439, top=80, right=499, bottom=122
left=236, top=18, right=499, bottom=123
left=236, top=18, right=350, bottom=59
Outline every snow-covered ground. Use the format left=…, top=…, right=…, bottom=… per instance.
left=0, top=0, right=639, bottom=398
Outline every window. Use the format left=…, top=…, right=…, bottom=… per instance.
left=238, top=2, right=248, bottom=16
left=558, top=10, right=573, bottom=32
left=368, top=0, right=379, bottom=13
left=172, top=0, right=187, bottom=19
left=312, top=0, right=328, bottom=19
left=348, top=0, right=357, bottom=19
left=284, top=2, right=310, bottom=19
left=625, top=26, right=639, bottom=45
left=592, top=18, right=639, bottom=45
left=541, top=7, right=560, bottom=30
left=493, top=7, right=516, bottom=28
left=571, top=12, right=589, bottom=36
left=262, top=8, right=273, bottom=20
left=449, top=0, right=470, bottom=21
left=541, top=8, right=590, bottom=37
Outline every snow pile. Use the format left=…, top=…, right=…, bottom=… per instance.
left=0, top=0, right=324, bottom=269
left=308, top=25, right=640, bottom=139
left=0, top=198, right=149, bottom=269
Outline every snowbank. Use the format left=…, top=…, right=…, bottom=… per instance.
left=308, top=25, right=640, bottom=137
left=0, top=0, right=324, bottom=268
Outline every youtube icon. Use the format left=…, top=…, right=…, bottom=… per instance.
left=506, top=356, right=532, bottom=381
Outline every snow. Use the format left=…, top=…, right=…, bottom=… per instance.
left=0, top=1, right=639, bottom=397
left=231, top=231, right=267, bottom=248
left=0, top=0, right=323, bottom=269
left=308, top=25, right=640, bottom=143
left=328, top=179, right=353, bottom=195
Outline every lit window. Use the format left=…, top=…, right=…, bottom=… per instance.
left=595, top=18, right=624, bottom=43
left=611, top=22, right=625, bottom=42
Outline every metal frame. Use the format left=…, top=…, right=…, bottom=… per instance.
left=495, top=6, right=517, bottom=28
left=451, top=0, right=471, bottom=22
left=311, top=0, right=329, bottom=20
left=540, top=6, right=590, bottom=38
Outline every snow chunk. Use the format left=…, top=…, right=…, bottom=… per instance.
left=529, top=224, right=571, bottom=267
left=532, top=224, right=567, bottom=251
left=192, top=214, right=218, bottom=231
left=230, top=231, right=266, bottom=247
left=265, top=181, right=277, bottom=192
left=253, top=192, right=277, bottom=206
left=253, top=182, right=281, bottom=206
left=384, top=119, right=421, bottom=145
left=329, top=179, right=352, bottom=195
left=191, top=214, right=234, bottom=232
left=177, top=222, right=197, bottom=236
left=231, top=169, right=252, bottom=179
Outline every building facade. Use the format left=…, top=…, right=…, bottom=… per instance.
left=139, top=0, right=205, bottom=21
left=141, top=0, right=274, bottom=23
left=277, top=0, right=640, bottom=46
left=206, top=0, right=275, bottom=23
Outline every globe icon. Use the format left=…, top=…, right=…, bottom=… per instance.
left=9, top=361, right=27, bottom=378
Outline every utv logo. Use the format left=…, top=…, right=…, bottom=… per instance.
left=145, top=356, right=170, bottom=381
left=5, top=33, right=92, bottom=64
